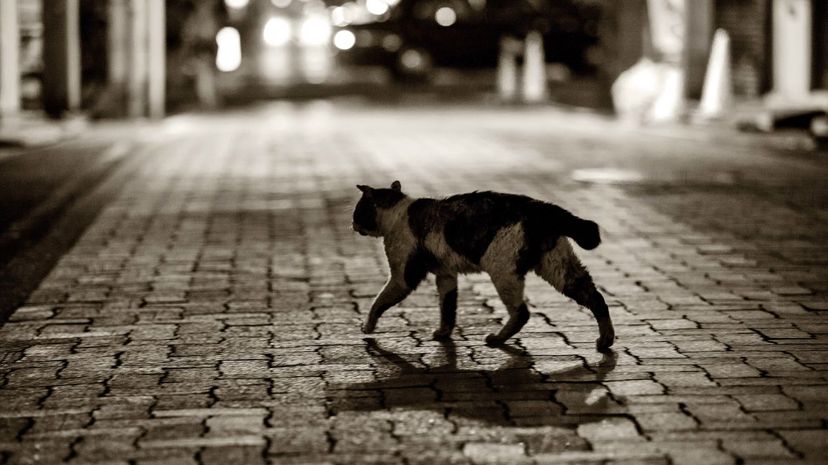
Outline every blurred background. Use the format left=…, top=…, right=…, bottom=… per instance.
left=0, top=0, right=826, bottom=136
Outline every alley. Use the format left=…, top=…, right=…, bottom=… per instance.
left=0, top=102, right=826, bottom=464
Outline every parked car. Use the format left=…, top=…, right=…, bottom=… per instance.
left=333, top=0, right=602, bottom=80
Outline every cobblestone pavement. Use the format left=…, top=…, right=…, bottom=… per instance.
left=0, top=102, right=826, bottom=464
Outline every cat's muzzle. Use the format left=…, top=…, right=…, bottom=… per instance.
left=352, top=222, right=367, bottom=236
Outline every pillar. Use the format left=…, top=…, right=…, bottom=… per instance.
left=42, top=0, right=81, bottom=118
left=647, top=0, right=687, bottom=121
left=497, top=37, right=519, bottom=102
left=108, top=0, right=129, bottom=89
left=147, top=0, right=165, bottom=118
left=0, top=0, right=20, bottom=121
left=772, top=0, right=812, bottom=99
left=127, top=0, right=148, bottom=117
left=521, top=31, right=547, bottom=103
left=683, top=0, right=713, bottom=98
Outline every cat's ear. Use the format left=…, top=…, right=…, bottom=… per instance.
left=390, top=180, right=401, bottom=191
left=356, top=184, right=373, bottom=194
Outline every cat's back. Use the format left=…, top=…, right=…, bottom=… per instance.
left=406, top=191, right=550, bottom=266
left=407, top=191, right=538, bottom=233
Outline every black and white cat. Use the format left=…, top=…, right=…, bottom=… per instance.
left=353, top=181, right=615, bottom=351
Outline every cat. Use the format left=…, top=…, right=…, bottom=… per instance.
left=353, top=181, right=615, bottom=352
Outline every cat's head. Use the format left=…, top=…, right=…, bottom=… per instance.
left=353, top=181, right=405, bottom=237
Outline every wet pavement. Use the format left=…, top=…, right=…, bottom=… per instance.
left=0, top=101, right=826, bottom=464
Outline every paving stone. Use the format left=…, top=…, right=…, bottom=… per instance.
left=777, top=429, right=828, bottom=460
left=462, top=442, right=528, bottom=464
left=722, top=438, right=795, bottom=459
left=732, top=394, right=800, bottom=412
left=576, top=417, right=642, bottom=442
left=201, top=445, right=265, bottom=465
left=635, top=411, right=698, bottom=432
left=605, top=380, right=665, bottom=396
left=140, top=436, right=266, bottom=449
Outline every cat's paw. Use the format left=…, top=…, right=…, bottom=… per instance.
left=485, top=333, right=505, bottom=347
left=361, top=321, right=376, bottom=334
left=596, top=333, right=615, bottom=352
left=432, top=327, right=452, bottom=340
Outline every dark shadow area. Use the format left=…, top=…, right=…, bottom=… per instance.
left=326, top=338, right=620, bottom=427
left=0, top=141, right=129, bottom=326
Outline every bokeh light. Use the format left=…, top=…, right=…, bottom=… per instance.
left=215, top=27, right=242, bottom=72
left=263, top=16, right=292, bottom=47
left=224, top=0, right=250, bottom=9
left=299, top=16, right=332, bottom=47
left=365, top=0, right=389, bottom=16
left=400, top=49, right=426, bottom=72
left=333, top=30, right=356, bottom=50
left=382, top=33, right=401, bottom=52
left=435, top=7, right=456, bottom=27
left=331, top=6, right=350, bottom=27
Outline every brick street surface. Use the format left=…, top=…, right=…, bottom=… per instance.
left=0, top=103, right=826, bottom=464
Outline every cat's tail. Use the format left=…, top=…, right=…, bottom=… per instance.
left=567, top=217, right=601, bottom=250
left=549, top=205, right=601, bottom=250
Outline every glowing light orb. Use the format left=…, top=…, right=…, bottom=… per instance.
left=333, top=30, right=356, bottom=50
left=263, top=16, right=292, bottom=47
left=331, top=6, right=350, bottom=26
left=366, top=0, right=389, bottom=16
left=224, top=0, right=249, bottom=9
left=215, top=27, right=241, bottom=72
left=299, top=16, right=332, bottom=46
left=435, top=7, right=456, bottom=27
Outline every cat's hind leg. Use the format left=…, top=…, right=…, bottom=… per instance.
left=485, top=272, right=530, bottom=346
left=362, top=279, right=412, bottom=334
left=433, top=273, right=458, bottom=340
left=535, top=238, right=614, bottom=352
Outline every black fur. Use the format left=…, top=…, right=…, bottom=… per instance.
left=373, top=188, right=405, bottom=208
left=353, top=187, right=406, bottom=234
left=408, top=198, right=438, bottom=240
left=440, top=288, right=457, bottom=328
left=514, top=303, right=531, bottom=326
left=563, top=274, right=609, bottom=320
left=408, top=191, right=599, bottom=269
left=404, top=249, right=436, bottom=289
left=353, top=196, right=378, bottom=231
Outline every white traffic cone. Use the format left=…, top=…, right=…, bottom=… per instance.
left=521, top=31, right=547, bottom=103
left=497, top=36, right=519, bottom=102
left=699, top=28, right=733, bottom=120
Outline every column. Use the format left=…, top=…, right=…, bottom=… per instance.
left=128, top=0, right=148, bottom=117
left=772, top=0, right=812, bottom=99
left=108, top=0, right=129, bottom=90
left=0, top=0, right=20, bottom=121
left=42, top=0, right=82, bottom=118
left=683, top=0, right=713, bottom=98
left=147, top=0, right=165, bottom=118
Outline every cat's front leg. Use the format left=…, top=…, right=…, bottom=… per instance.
left=433, top=273, right=458, bottom=340
left=362, top=278, right=411, bottom=334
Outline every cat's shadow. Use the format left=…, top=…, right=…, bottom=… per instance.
left=326, top=338, right=621, bottom=427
